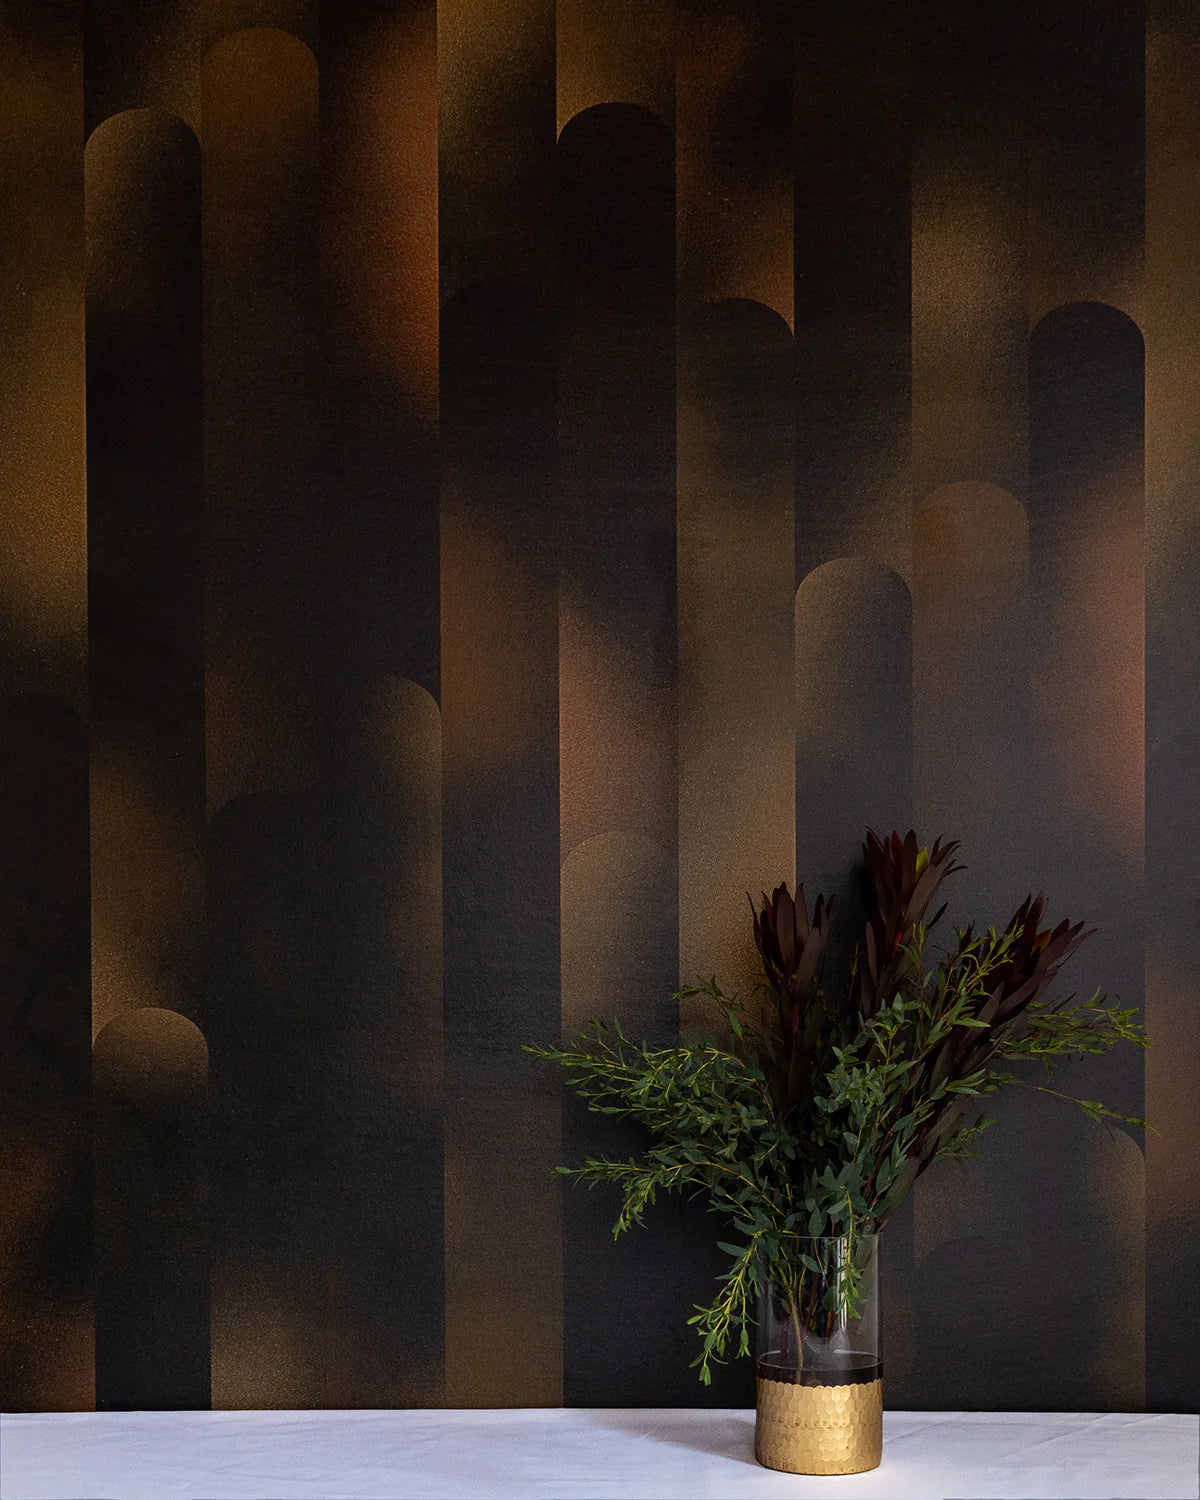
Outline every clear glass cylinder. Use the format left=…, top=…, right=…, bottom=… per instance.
left=753, top=1233, right=882, bottom=1475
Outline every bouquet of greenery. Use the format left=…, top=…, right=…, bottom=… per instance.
left=528, top=830, right=1151, bottom=1383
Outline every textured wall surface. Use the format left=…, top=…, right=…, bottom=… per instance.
left=0, top=0, right=1197, bottom=1415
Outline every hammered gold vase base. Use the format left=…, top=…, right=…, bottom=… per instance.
left=754, top=1374, right=883, bottom=1475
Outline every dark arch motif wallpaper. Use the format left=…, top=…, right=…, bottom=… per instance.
left=0, top=0, right=1197, bottom=1416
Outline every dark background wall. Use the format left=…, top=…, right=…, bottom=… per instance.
left=1, top=0, right=1197, bottom=1415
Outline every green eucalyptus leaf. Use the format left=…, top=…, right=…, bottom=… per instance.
left=525, top=842, right=1150, bottom=1384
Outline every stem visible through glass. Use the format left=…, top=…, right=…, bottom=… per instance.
left=787, top=1286, right=805, bottom=1374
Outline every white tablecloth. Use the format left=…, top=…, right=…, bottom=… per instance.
left=1, top=1408, right=1196, bottom=1500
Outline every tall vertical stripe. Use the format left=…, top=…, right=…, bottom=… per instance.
left=1025, top=302, right=1146, bottom=1409
left=320, top=0, right=443, bottom=1407
left=94, top=1007, right=209, bottom=1410
left=910, top=483, right=1033, bottom=1405
left=1027, top=0, right=1144, bottom=326
left=440, top=286, right=561, bottom=1405
left=86, top=110, right=204, bottom=1042
left=1144, top=0, right=1200, bottom=1412
left=677, top=0, right=793, bottom=321
left=795, top=0, right=910, bottom=579
left=678, top=303, right=795, bottom=1021
left=0, top=0, right=90, bottom=1412
left=202, top=28, right=328, bottom=1409
left=438, top=0, right=560, bottom=1409
left=556, top=102, right=680, bottom=1404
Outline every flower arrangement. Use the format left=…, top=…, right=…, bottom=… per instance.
left=529, top=830, right=1151, bottom=1383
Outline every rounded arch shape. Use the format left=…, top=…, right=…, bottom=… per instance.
left=93, top=1004, right=208, bottom=1097
left=201, top=26, right=318, bottom=92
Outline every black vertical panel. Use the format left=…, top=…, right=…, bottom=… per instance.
left=84, top=0, right=176, bottom=133
left=86, top=107, right=206, bottom=1410
left=437, top=0, right=556, bottom=304
left=794, top=561, right=912, bottom=1001
left=908, top=8, right=1035, bottom=1390
left=203, top=794, right=329, bottom=1407
left=0, top=0, right=89, bottom=1414
left=440, top=283, right=562, bottom=1405
left=1028, top=303, right=1144, bottom=1117
left=1145, top=0, right=1200, bottom=1414
left=911, top=0, right=1029, bottom=503
left=1028, top=0, right=1144, bottom=317
left=1020, top=301, right=1146, bottom=1409
left=94, top=1007, right=208, bottom=1410
left=909, top=483, right=1032, bottom=1410
left=676, top=301, right=795, bottom=1021
left=0, top=0, right=86, bottom=706
left=675, top=298, right=796, bottom=1410
left=202, top=29, right=328, bottom=1408
left=319, top=0, right=443, bottom=1407
left=86, top=109, right=204, bottom=1037
left=558, top=103, right=675, bottom=859
left=794, top=0, right=910, bottom=578
left=556, top=102, right=681, bottom=1405
left=793, top=559, right=912, bottom=1408
left=438, top=0, right=561, bottom=1408
left=320, top=0, right=439, bottom=702
left=676, top=0, right=794, bottom=319
left=202, top=28, right=322, bottom=815
left=0, top=699, right=90, bottom=1410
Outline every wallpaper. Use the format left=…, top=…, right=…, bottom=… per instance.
left=0, top=0, right=1197, bottom=1416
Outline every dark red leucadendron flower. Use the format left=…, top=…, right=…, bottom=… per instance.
left=750, top=881, right=833, bottom=1115
left=859, top=829, right=964, bottom=1021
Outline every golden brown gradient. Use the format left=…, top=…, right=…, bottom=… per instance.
left=94, top=1007, right=209, bottom=1406
left=910, top=4, right=1027, bottom=501
left=324, top=10, right=438, bottom=421
left=0, top=21, right=85, bottom=700
left=437, top=0, right=560, bottom=1402
left=443, top=1134, right=563, bottom=1405
left=440, top=498, right=564, bottom=1403
left=795, top=560, right=910, bottom=758
left=0, top=1134, right=93, bottom=1411
left=437, top=0, right=555, bottom=299
left=1029, top=316, right=1145, bottom=867
left=556, top=0, right=672, bottom=133
left=5, top=0, right=1197, bottom=1417
left=912, top=482, right=1030, bottom=878
left=678, top=305, right=795, bottom=1025
left=85, top=2, right=316, bottom=131
left=1144, top=0, right=1200, bottom=1407
left=914, top=1101, right=1144, bottom=1410
left=561, top=833, right=675, bottom=1031
left=93, top=1003, right=207, bottom=1100
left=85, top=109, right=198, bottom=318
left=559, top=605, right=675, bottom=862
left=440, top=514, right=554, bottom=772
left=89, top=745, right=200, bottom=1038
left=86, top=108, right=203, bottom=1041
left=325, top=679, right=443, bottom=1406
left=912, top=183, right=1026, bottom=501
left=211, top=1263, right=326, bottom=1409
left=676, top=4, right=793, bottom=322
left=439, top=289, right=561, bottom=1408
left=1025, top=0, right=1143, bottom=326
left=202, top=27, right=319, bottom=815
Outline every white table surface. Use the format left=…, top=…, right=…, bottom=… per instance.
left=1, top=1408, right=1196, bottom=1500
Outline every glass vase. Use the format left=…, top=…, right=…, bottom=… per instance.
left=753, top=1232, right=882, bottom=1475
